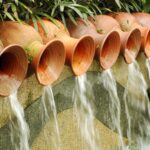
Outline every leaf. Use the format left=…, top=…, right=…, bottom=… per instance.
left=92, top=3, right=102, bottom=14
left=89, top=5, right=97, bottom=15
left=0, top=14, right=4, bottom=22
left=101, top=8, right=112, bottom=12
left=36, top=16, right=48, bottom=34
left=18, top=1, right=33, bottom=14
left=67, top=5, right=83, bottom=18
left=60, top=12, right=66, bottom=28
left=130, top=1, right=141, bottom=11
left=70, top=3, right=93, bottom=15
left=31, top=15, right=38, bottom=31
left=115, top=0, right=122, bottom=9
left=143, top=0, right=150, bottom=12
left=25, top=13, right=30, bottom=21
left=124, top=3, right=130, bottom=12
left=4, top=12, right=15, bottom=21
left=60, top=4, right=64, bottom=12
left=15, top=0, right=18, bottom=5
left=67, top=11, right=77, bottom=25
left=11, top=4, right=17, bottom=13
left=36, top=12, right=60, bottom=28
left=51, top=4, right=58, bottom=16
left=36, top=12, right=55, bottom=23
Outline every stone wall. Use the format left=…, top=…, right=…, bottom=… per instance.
left=0, top=53, right=149, bottom=149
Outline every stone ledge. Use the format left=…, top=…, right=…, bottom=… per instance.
left=0, top=52, right=149, bottom=130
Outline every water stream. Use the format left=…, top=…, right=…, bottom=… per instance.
left=7, top=59, right=150, bottom=150
left=9, top=91, right=30, bottom=150
left=73, top=74, right=100, bottom=150
left=146, top=58, right=150, bottom=80
left=41, top=85, right=61, bottom=150
left=101, top=69, right=126, bottom=150
left=123, top=61, right=150, bottom=149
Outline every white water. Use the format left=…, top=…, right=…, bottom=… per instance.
left=73, top=74, right=100, bottom=150
left=146, top=58, right=150, bottom=80
left=124, top=61, right=150, bottom=149
left=101, top=69, right=127, bottom=150
left=125, top=61, right=149, bottom=110
left=9, top=91, right=30, bottom=150
left=41, top=85, right=60, bottom=150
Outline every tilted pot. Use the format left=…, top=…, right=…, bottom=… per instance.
left=30, top=19, right=95, bottom=76
left=66, top=18, right=121, bottom=69
left=133, top=13, right=150, bottom=27
left=111, top=12, right=150, bottom=58
left=132, top=13, right=150, bottom=57
left=89, top=15, right=141, bottom=64
left=0, top=21, right=65, bottom=85
left=0, top=41, right=28, bottom=96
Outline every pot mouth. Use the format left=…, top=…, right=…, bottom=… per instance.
left=71, top=35, right=95, bottom=76
left=124, top=28, right=141, bottom=63
left=0, top=44, right=28, bottom=96
left=36, top=40, right=65, bottom=85
left=100, top=31, right=121, bottom=69
left=144, top=30, right=150, bottom=58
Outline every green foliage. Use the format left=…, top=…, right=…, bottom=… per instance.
left=49, top=0, right=94, bottom=26
left=0, top=0, right=146, bottom=25
left=142, top=0, right=150, bottom=13
left=105, top=0, right=144, bottom=12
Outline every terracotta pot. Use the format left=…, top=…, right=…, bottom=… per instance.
left=90, top=15, right=141, bottom=63
left=132, top=13, right=150, bottom=27
left=30, top=19, right=95, bottom=76
left=132, top=13, right=150, bottom=57
left=66, top=19, right=121, bottom=69
left=111, top=12, right=150, bottom=58
left=0, top=41, right=28, bottom=96
left=0, top=21, right=65, bottom=85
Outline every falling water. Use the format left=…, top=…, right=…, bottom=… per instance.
left=101, top=69, right=126, bottom=150
left=73, top=74, right=100, bottom=150
left=125, top=61, right=149, bottom=109
left=146, top=58, right=150, bottom=80
left=123, top=60, right=150, bottom=149
left=41, top=85, right=60, bottom=150
left=9, top=91, right=30, bottom=150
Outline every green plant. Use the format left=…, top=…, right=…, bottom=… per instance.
left=105, top=0, right=144, bottom=12
left=0, top=0, right=146, bottom=27
left=77, top=0, right=112, bottom=14
left=142, top=0, right=150, bottom=13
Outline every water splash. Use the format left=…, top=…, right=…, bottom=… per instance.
left=101, top=69, right=127, bottom=150
left=9, top=91, right=30, bottom=150
left=124, top=61, right=150, bottom=149
left=73, top=74, right=100, bottom=150
left=41, top=85, right=60, bottom=150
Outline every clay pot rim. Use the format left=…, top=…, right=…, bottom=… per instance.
left=0, top=44, right=28, bottom=96
left=33, top=39, right=65, bottom=86
left=71, top=35, right=95, bottom=76
left=123, top=28, right=141, bottom=64
left=144, top=28, right=150, bottom=58
left=132, top=12, right=150, bottom=17
left=99, top=30, right=121, bottom=70
left=132, top=13, right=150, bottom=58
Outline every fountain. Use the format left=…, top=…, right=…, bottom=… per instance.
left=146, top=58, right=150, bottom=80
left=73, top=74, right=100, bottom=150
left=9, top=91, right=30, bottom=150
left=123, top=60, right=150, bottom=149
left=41, top=85, right=61, bottom=150
left=101, top=69, right=127, bottom=150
